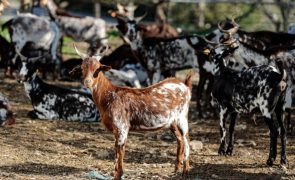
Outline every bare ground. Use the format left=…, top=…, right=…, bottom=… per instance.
left=0, top=78, right=295, bottom=180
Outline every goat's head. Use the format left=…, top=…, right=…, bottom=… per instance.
left=206, top=41, right=240, bottom=75
left=16, top=50, right=42, bottom=83
left=109, top=3, right=137, bottom=20
left=74, top=44, right=111, bottom=89
left=116, top=12, right=147, bottom=42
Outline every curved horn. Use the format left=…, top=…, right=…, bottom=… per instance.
left=134, top=11, right=147, bottom=23
left=218, top=21, right=231, bottom=33
left=204, top=37, right=219, bottom=46
left=218, top=20, right=239, bottom=35
left=73, top=43, right=88, bottom=60
left=231, top=18, right=239, bottom=27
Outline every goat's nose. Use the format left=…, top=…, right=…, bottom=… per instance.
left=84, top=79, right=92, bottom=85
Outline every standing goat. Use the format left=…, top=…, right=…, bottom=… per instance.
left=215, top=22, right=295, bottom=134
left=209, top=44, right=288, bottom=168
left=116, top=15, right=212, bottom=84
left=2, top=13, right=61, bottom=72
left=74, top=45, right=193, bottom=179
left=45, top=0, right=107, bottom=55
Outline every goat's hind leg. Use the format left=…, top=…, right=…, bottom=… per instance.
left=177, top=118, right=190, bottom=176
left=170, top=123, right=184, bottom=173
left=264, top=116, right=278, bottom=166
left=275, top=96, right=287, bottom=167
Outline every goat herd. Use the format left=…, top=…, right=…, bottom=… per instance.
left=0, top=1, right=295, bottom=179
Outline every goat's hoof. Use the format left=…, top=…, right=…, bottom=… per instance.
left=225, top=149, right=233, bottom=156
left=266, top=158, right=274, bottom=166
left=218, top=149, right=226, bottom=155
left=27, top=111, right=38, bottom=119
left=182, top=170, right=189, bottom=178
left=174, top=165, right=181, bottom=173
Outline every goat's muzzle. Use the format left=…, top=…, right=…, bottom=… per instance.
left=84, top=79, right=93, bottom=88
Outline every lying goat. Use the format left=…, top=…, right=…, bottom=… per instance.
left=75, top=45, right=193, bottom=179
left=17, top=51, right=99, bottom=121
left=0, top=93, right=16, bottom=126
left=210, top=45, right=288, bottom=168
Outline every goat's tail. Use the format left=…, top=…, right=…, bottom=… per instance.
left=275, top=60, right=288, bottom=92
left=276, top=60, right=287, bottom=82
left=2, top=19, right=12, bottom=31
left=184, top=70, right=194, bottom=91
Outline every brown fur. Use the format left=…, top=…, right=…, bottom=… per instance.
left=81, top=56, right=191, bottom=179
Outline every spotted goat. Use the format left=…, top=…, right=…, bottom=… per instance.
left=74, top=45, right=193, bottom=180
left=2, top=13, right=61, bottom=67
left=195, top=20, right=295, bottom=119
left=116, top=14, right=212, bottom=84
left=17, top=50, right=99, bottom=121
left=214, top=22, right=295, bottom=134
left=46, top=0, right=107, bottom=55
left=209, top=44, right=288, bottom=168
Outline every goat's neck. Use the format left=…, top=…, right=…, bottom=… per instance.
left=91, top=72, right=114, bottom=104
left=129, top=33, right=143, bottom=51
left=23, top=74, right=41, bottom=99
left=228, top=43, right=270, bottom=66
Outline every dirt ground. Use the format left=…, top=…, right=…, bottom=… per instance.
left=0, top=76, right=295, bottom=180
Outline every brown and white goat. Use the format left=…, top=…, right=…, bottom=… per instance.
left=74, top=45, right=193, bottom=179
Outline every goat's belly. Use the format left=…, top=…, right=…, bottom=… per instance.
left=34, top=103, right=59, bottom=119
left=130, top=116, right=173, bottom=131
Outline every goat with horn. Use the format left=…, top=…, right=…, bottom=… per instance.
left=74, top=44, right=193, bottom=179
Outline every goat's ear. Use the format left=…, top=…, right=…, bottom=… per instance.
left=93, top=65, right=111, bottom=78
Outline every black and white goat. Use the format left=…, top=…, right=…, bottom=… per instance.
left=46, top=0, right=107, bottom=55
left=213, top=23, right=295, bottom=134
left=210, top=45, right=288, bottom=168
left=116, top=15, right=211, bottom=84
left=0, top=93, right=16, bottom=126
left=2, top=13, right=61, bottom=65
left=17, top=51, right=99, bottom=121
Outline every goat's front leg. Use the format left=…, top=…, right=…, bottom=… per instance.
left=218, top=107, right=229, bottom=155
left=264, top=117, right=278, bottom=166
left=114, top=130, right=128, bottom=180
left=226, top=112, right=238, bottom=156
